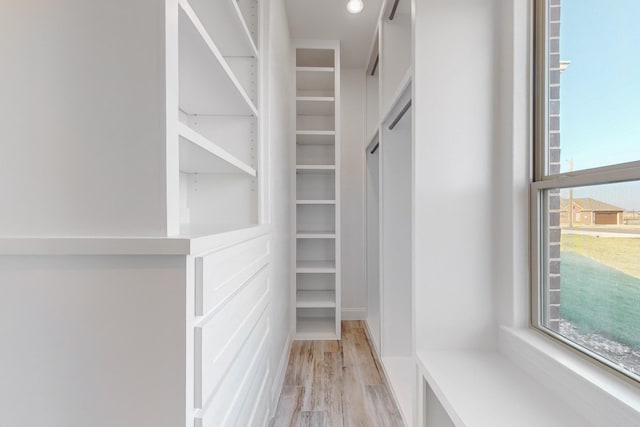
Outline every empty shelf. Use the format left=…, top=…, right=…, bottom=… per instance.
left=296, top=131, right=335, bottom=145
left=178, top=123, right=256, bottom=176
left=296, top=231, right=336, bottom=239
left=296, top=291, right=336, bottom=308
left=179, top=0, right=257, bottom=116
left=296, top=97, right=335, bottom=116
left=296, top=260, right=336, bottom=273
left=296, top=165, right=336, bottom=174
left=296, top=317, right=337, bottom=339
left=296, top=200, right=336, bottom=205
left=187, top=0, right=257, bottom=57
left=296, top=66, right=335, bottom=72
left=296, top=68, right=334, bottom=98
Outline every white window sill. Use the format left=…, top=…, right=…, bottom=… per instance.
left=499, top=326, right=640, bottom=426
left=416, top=350, right=593, bottom=427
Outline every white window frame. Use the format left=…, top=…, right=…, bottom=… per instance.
left=531, top=0, right=640, bottom=383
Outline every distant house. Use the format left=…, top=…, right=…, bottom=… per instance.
left=560, top=197, right=624, bottom=226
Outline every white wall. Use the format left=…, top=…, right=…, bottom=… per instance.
left=0, top=0, right=169, bottom=237
left=340, top=68, right=367, bottom=320
left=0, top=256, right=188, bottom=427
left=264, top=0, right=293, bottom=410
left=413, top=0, right=502, bottom=351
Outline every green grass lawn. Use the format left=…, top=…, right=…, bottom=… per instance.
left=560, top=251, right=640, bottom=348
left=562, top=234, right=640, bottom=279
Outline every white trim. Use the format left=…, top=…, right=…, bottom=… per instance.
left=500, top=327, right=640, bottom=426
left=270, top=333, right=292, bottom=416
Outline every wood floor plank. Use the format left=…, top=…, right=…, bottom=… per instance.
left=365, top=384, right=405, bottom=427
left=341, top=366, right=373, bottom=427
left=273, top=386, right=304, bottom=427
left=275, top=321, right=404, bottom=427
left=341, top=328, right=383, bottom=385
left=298, top=411, right=327, bottom=427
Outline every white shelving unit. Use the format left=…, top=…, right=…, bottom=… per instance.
left=364, top=0, right=414, bottom=425
left=293, top=42, right=341, bottom=340
left=177, top=0, right=260, bottom=234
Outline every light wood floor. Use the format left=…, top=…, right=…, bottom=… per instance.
left=273, top=321, right=405, bottom=427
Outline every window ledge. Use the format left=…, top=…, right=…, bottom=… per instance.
left=499, top=326, right=640, bottom=426
left=417, top=350, right=594, bottom=427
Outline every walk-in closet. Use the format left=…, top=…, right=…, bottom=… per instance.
left=2, top=0, right=639, bottom=426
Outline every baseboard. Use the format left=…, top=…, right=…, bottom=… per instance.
left=269, top=332, right=292, bottom=422
left=363, top=318, right=381, bottom=357
left=341, top=307, right=366, bottom=320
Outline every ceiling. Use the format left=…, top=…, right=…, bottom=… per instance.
left=285, top=0, right=383, bottom=69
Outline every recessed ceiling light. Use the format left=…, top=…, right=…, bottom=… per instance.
left=347, top=0, right=364, bottom=14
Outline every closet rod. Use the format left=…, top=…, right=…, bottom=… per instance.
left=388, top=100, right=412, bottom=130
left=370, top=143, right=379, bottom=154
left=370, top=55, right=379, bottom=76
left=389, top=0, right=400, bottom=20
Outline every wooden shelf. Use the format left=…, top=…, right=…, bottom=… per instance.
left=296, top=260, right=336, bottom=273
left=178, top=123, right=256, bottom=176
left=296, top=291, right=336, bottom=308
left=187, top=0, right=257, bottom=58
left=296, top=200, right=336, bottom=205
left=179, top=0, right=257, bottom=116
left=296, top=317, right=337, bottom=339
left=296, top=97, right=335, bottom=116
left=296, top=231, right=336, bottom=239
left=296, top=131, right=335, bottom=145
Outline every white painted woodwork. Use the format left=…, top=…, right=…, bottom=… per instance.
left=296, top=260, right=337, bottom=273
left=0, top=0, right=282, bottom=426
left=296, top=204, right=336, bottom=233
left=297, top=144, right=336, bottom=165
left=296, top=200, right=337, bottom=205
left=296, top=68, right=335, bottom=97
left=340, top=68, right=367, bottom=327
left=381, top=85, right=412, bottom=358
left=296, top=97, right=336, bottom=115
left=381, top=356, right=414, bottom=427
left=195, top=234, right=270, bottom=315
left=417, top=351, right=594, bottom=427
left=296, top=290, right=337, bottom=308
left=264, top=0, right=294, bottom=413
left=367, top=71, right=381, bottom=143
left=380, top=5, right=411, bottom=119
left=194, top=267, right=269, bottom=411
left=178, top=1, right=257, bottom=116
left=292, top=41, right=341, bottom=340
left=361, top=3, right=414, bottom=423
left=0, top=256, right=190, bottom=427
left=178, top=123, right=257, bottom=176
left=366, top=139, right=381, bottom=354
left=187, top=0, right=258, bottom=57
left=179, top=113, right=258, bottom=168
left=296, top=273, right=336, bottom=291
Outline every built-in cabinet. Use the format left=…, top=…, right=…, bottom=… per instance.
left=0, top=1, right=276, bottom=426
left=292, top=42, right=342, bottom=340
left=365, top=0, right=414, bottom=425
left=177, top=0, right=260, bottom=232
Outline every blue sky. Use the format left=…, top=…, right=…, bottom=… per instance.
left=559, top=0, right=640, bottom=210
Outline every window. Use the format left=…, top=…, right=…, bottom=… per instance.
left=533, top=0, right=640, bottom=381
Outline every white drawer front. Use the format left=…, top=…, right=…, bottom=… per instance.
left=194, top=266, right=269, bottom=411
left=195, top=234, right=269, bottom=316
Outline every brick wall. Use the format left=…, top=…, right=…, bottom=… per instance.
left=547, top=0, right=562, bottom=332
